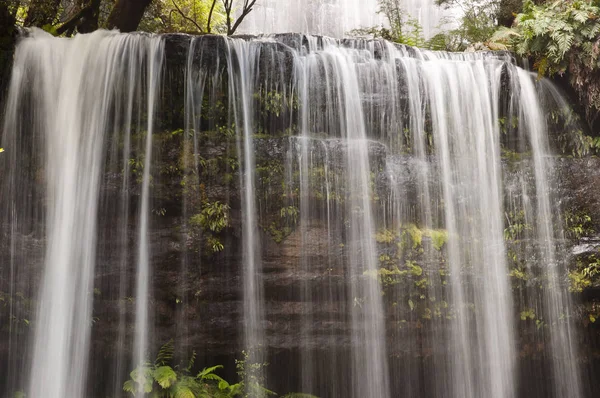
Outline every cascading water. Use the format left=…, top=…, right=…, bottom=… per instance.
left=0, top=30, right=163, bottom=397
left=0, top=30, right=593, bottom=398
left=516, top=69, right=582, bottom=398
left=237, top=0, right=456, bottom=38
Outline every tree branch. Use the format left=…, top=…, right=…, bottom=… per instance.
left=229, top=0, right=257, bottom=35
left=171, top=0, right=204, bottom=33
left=207, top=0, right=218, bottom=33
left=55, top=0, right=97, bottom=35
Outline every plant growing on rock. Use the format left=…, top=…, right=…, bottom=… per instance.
left=569, top=255, right=600, bottom=293
left=123, top=340, right=242, bottom=397
left=190, top=200, right=230, bottom=253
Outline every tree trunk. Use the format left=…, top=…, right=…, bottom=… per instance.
left=0, top=1, right=17, bottom=112
left=77, top=0, right=101, bottom=33
left=106, top=0, right=152, bottom=32
left=497, top=0, right=523, bottom=28
left=24, top=0, right=61, bottom=27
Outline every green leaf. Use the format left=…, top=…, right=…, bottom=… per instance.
left=198, top=364, right=224, bottom=377
left=172, top=384, right=196, bottom=398
left=123, top=379, right=136, bottom=393
left=218, top=379, right=230, bottom=390
left=155, top=339, right=174, bottom=366
left=153, top=365, right=177, bottom=389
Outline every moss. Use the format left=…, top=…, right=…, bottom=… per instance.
left=429, top=229, right=448, bottom=251
left=406, top=261, right=423, bottom=277
left=375, top=229, right=397, bottom=244
left=415, top=278, right=429, bottom=289
left=406, top=224, right=423, bottom=249
left=509, top=267, right=528, bottom=281
left=520, top=309, right=536, bottom=321
left=501, top=148, right=530, bottom=163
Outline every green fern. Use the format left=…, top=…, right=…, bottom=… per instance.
left=186, top=350, right=197, bottom=373
left=155, top=339, right=175, bottom=366
left=153, top=366, right=177, bottom=389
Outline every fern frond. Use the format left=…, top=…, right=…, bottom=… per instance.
left=171, top=384, right=196, bottom=398
left=155, top=339, right=175, bottom=366
left=186, top=350, right=197, bottom=373
left=202, top=373, right=226, bottom=383
left=153, top=365, right=178, bottom=389
left=198, top=364, right=224, bottom=379
left=123, top=379, right=136, bottom=395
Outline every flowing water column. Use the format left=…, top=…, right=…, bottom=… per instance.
left=13, top=31, right=145, bottom=398
left=225, top=38, right=266, bottom=392
left=134, top=36, right=164, bottom=388
left=109, top=37, right=145, bottom=397
left=316, top=44, right=390, bottom=398
left=294, top=50, right=315, bottom=393
left=423, top=55, right=515, bottom=398
left=0, top=34, right=44, bottom=396
left=516, top=68, right=582, bottom=398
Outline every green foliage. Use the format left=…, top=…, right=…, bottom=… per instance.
left=235, top=350, right=276, bottom=398
left=405, top=224, right=423, bottom=249
left=190, top=201, right=230, bottom=233
left=509, top=267, right=529, bottom=281
left=254, top=89, right=299, bottom=119
left=504, top=210, right=531, bottom=241
left=564, top=211, right=593, bottom=239
left=280, top=206, right=299, bottom=224
left=189, top=201, right=230, bottom=253
left=520, top=308, right=536, bottom=321
left=429, top=229, right=448, bottom=251
left=349, top=0, right=426, bottom=47
left=41, top=23, right=58, bottom=36
left=569, top=255, right=600, bottom=292
left=514, top=0, right=600, bottom=74
left=124, top=340, right=243, bottom=398
left=434, top=0, right=505, bottom=50
left=139, top=0, right=226, bottom=34
left=375, top=229, right=397, bottom=244
left=509, top=0, right=600, bottom=120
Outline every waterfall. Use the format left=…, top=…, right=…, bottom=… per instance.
left=0, top=30, right=163, bottom=397
left=516, top=69, right=582, bottom=398
left=0, top=31, right=589, bottom=398
left=237, top=0, right=456, bottom=38
left=133, top=37, right=164, bottom=393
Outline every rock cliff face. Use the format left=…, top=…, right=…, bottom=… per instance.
left=0, top=32, right=600, bottom=397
